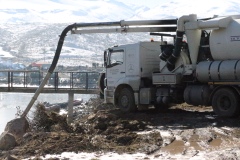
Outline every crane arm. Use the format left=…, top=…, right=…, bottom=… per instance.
left=71, top=19, right=177, bottom=34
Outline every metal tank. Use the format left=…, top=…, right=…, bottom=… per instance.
left=210, top=16, right=240, bottom=60
left=196, top=60, right=240, bottom=82
left=184, top=85, right=211, bottom=106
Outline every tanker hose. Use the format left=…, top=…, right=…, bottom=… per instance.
left=159, top=44, right=174, bottom=61
left=21, top=23, right=76, bottom=118
left=166, top=31, right=184, bottom=71
left=48, top=23, right=76, bottom=73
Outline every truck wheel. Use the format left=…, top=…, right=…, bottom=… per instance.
left=212, top=88, right=240, bottom=117
left=117, top=88, right=137, bottom=112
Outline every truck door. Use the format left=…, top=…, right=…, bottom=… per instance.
left=106, top=48, right=125, bottom=87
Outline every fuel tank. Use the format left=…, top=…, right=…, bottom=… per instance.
left=196, top=60, right=240, bottom=82
left=210, top=16, right=240, bottom=60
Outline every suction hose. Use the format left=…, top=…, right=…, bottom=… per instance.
left=166, top=31, right=184, bottom=71
left=21, top=23, right=76, bottom=118
left=166, top=14, right=197, bottom=71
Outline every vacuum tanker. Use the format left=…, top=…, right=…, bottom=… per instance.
left=99, top=14, right=240, bottom=117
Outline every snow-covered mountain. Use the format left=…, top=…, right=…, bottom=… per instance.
left=0, top=22, right=152, bottom=67
left=0, top=0, right=240, bottom=68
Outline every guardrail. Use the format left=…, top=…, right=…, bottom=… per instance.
left=0, top=70, right=100, bottom=93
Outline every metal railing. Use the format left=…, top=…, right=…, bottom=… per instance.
left=0, top=70, right=100, bottom=93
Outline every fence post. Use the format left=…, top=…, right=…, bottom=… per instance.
left=7, top=71, right=10, bottom=90
left=24, top=72, right=26, bottom=87
left=67, top=91, right=74, bottom=124
left=11, top=72, right=13, bottom=87
left=70, top=72, right=73, bottom=88
left=86, top=72, right=88, bottom=89
left=38, top=71, right=41, bottom=85
left=54, top=72, right=58, bottom=90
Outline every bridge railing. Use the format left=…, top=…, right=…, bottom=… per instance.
left=0, top=70, right=100, bottom=91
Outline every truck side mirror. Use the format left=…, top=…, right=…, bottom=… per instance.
left=104, top=50, right=107, bottom=67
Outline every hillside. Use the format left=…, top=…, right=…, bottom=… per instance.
left=0, top=0, right=240, bottom=67
left=0, top=23, right=151, bottom=67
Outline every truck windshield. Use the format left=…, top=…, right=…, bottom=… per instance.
left=109, top=49, right=124, bottom=67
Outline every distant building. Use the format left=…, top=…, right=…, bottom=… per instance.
left=31, top=62, right=51, bottom=70
left=92, top=62, right=99, bottom=68
left=31, top=62, right=41, bottom=68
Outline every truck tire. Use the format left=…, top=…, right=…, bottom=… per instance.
left=98, top=73, right=105, bottom=99
left=117, top=88, right=137, bottom=112
left=212, top=88, right=240, bottom=117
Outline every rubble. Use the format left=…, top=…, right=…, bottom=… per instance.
left=0, top=132, right=16, bottom=150
left=1, top=98, right=240, bottom=159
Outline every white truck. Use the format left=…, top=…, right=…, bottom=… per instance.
left=67, top=13, right=240, bottom=117
left=95, top=14, right=240, bottom=117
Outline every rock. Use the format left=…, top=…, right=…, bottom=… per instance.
left=45, top=104, right=61, bottom=112
left=73, top=99, right=83, bottom=106
left=0, top=132, right=16, bottom=150
left=4, top=117, right=29, bottom=139
left=125, top=120, right=145, bottom=131
left=94, top=121, right=107, bottom=130
left=116, top=133, right=137, bottom=145
left=22, top=132, right=33, bottom=142
left=4, top=155, right=19, bottom=160
left=87, top=113, right=96, bottom=121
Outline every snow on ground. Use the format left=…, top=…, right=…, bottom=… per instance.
left=23, top=149, right=238, bottom=160
left=23, top=151, right=206, bottom=160
left=24, top=152, right=150, bottom=160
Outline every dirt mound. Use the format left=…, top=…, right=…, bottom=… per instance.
left=2, top=98, right=240, bottom=159
left=0, top=100, right=162, bottom=159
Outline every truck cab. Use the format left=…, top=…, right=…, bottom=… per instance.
left=103, top=41, right=161, bottom=112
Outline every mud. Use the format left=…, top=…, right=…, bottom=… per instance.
left=1, top=99, right=240, bottom=159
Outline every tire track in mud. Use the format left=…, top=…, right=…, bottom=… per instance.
left=147, top=104, right=240, bottom=159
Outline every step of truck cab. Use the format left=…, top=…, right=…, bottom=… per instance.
left=105, top=96, right=114, bottom=104
left=104, top=89, right=114, bottom=104
left=105, top=90, right=114, bottom=97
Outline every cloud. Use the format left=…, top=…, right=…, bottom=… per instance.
left=0, top=0, right=240, bottom=23
left=0, top=0, right=70, bottom=11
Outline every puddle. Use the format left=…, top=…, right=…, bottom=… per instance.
left=161, top=140, right=185, bottom=154
left=189, top=134, right=202, bottom=151
left=209, top=138, right=222, bottom=147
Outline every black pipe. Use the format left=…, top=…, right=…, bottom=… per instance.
left=21, top=23, right=77, bottom=118
left=166, top=31, right=184, bottom=71
left=48, top=23, right=76, bottom=73
left=159, top=45, right=174, bottom=61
